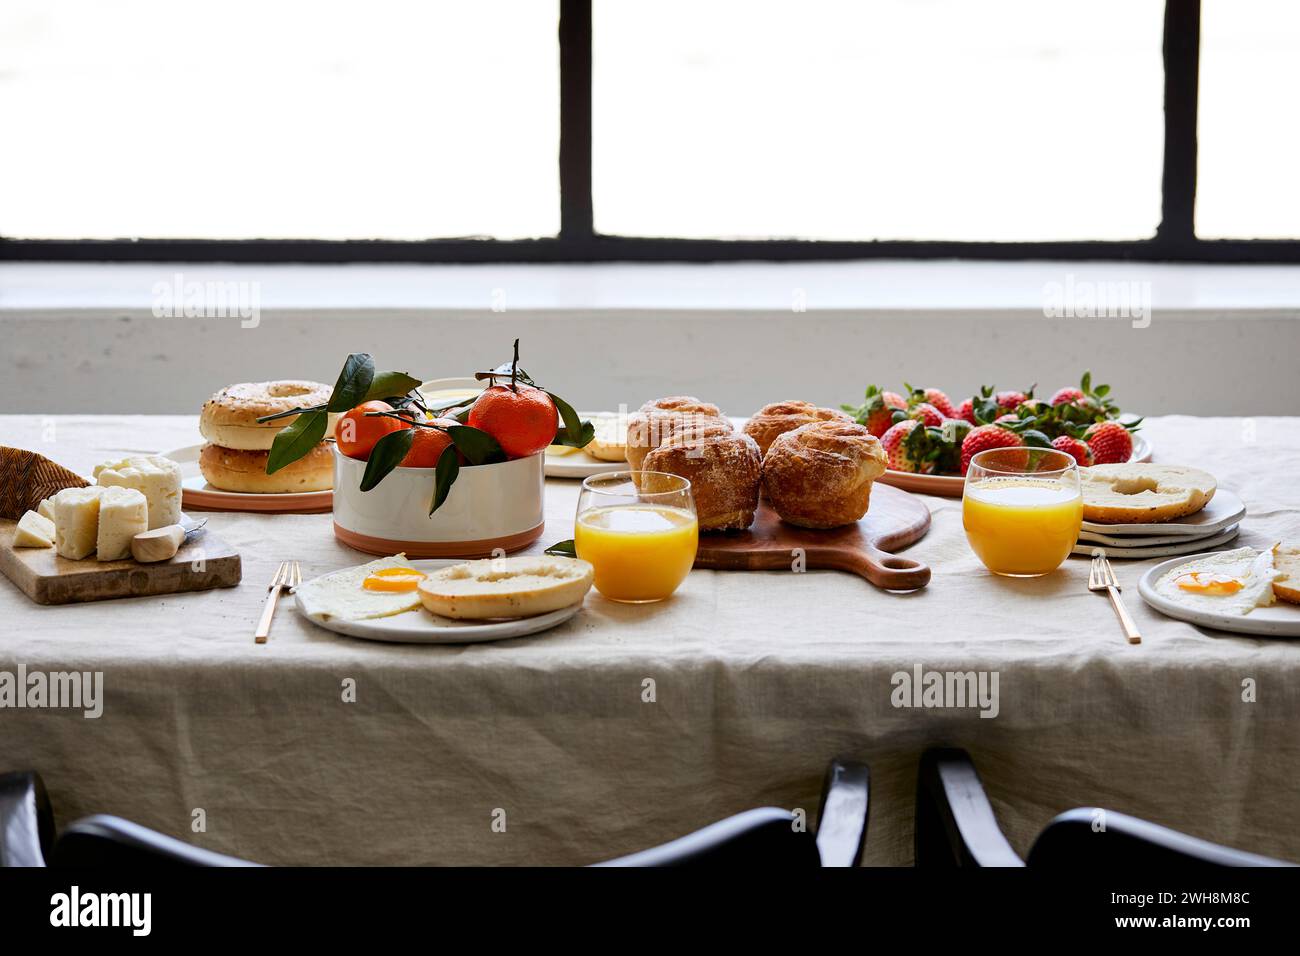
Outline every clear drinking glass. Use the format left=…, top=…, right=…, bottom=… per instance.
left=962, top=447, right=1082, bottom=577
left=574, top=471, right=698, bottom=603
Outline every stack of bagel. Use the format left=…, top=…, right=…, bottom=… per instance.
left=199, top=381, right=338, bottom=493
left=628, top=396, right=886, bottom=531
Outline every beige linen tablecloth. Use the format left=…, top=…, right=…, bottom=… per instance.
left=1, top=414, right=1298, bottom=866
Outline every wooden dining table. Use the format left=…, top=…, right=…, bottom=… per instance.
left=1, top=413, right=1298, bottom=865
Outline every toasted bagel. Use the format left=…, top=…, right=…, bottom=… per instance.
left=1080, top=463, right=1217, bottom=524
left=417, top=556, right=594, bottom=619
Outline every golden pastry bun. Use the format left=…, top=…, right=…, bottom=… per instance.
left=200, top=381, right=337, bottom=451
left=1080, top=463, right=1216, bottom=524
left=627, top=398, right=732, bottom=474
left=418, top=556, right=594, bottom=619
left=642, top=433, right=762, bottom=532
left=762, top=420, right=887, bottom=529
left=640, top=396, right=723, bottom=418
left=1271, top=545, right=1300, bottom=605
left=743, top=400, right=851, bottom=456
left=199, top=442, right=334, bottom=493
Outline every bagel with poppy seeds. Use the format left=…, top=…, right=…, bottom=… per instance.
left=762, top=420, right=887, bottom=529
left=200, top=380, right=337, bottom=451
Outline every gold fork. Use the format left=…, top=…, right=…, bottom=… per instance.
left=255, top=560, right=300, bottom=645
left=1089, top=552, right=1141, bottom=645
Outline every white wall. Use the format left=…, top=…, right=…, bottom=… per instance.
left=2, top=262, right=1298, bottom=417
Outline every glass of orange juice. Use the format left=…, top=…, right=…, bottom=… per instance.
left=575, top=471, right=698, bottom=602
left=963, top=447, right=1082, bottom=577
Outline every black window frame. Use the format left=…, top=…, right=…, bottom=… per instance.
left=2, top=0, right=1297, bottom=264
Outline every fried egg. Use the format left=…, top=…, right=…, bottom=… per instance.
left=1155, top=546, right=1280, bottom=617
left=295, top=554, right=427, bottom=622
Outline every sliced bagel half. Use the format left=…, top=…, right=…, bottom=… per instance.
left=1080, top=463, right=1217, bottom=524
left=418, top=556, right=594, bottom=620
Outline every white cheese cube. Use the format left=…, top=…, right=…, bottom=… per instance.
left=13, top=510, right=55, bottom=548
left=95, top=455, right=182, bottom=530
left=37, top=496, right=57, bottom=521
left=54, top=486, right=105, bottom=560
left=96, top=486, right=149, bottom=561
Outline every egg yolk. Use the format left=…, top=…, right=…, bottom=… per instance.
left=362, top=567, right=427, bottom=592
left=1174, top=571, right=1245, bottom=595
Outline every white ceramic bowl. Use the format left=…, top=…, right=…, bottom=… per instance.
left=332, top=446, right=545, bottom=558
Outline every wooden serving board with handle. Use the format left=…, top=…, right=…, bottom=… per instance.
left=694, top=482, right=931, bottom=590
left=0, top=519, right=241, bottom=605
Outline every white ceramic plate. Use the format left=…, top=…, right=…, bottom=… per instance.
left=417, top=377, right=484, bottom=411
left=294, top=560, right=584, bottom=644
left=160, top=445, right=333, bottom=513
left=1079, top=524, right=1230, bottom=547
left=1080, top=489, right=1244, bottom=538
left=544, top=411, right=628, bottom=479
left=877, top=433, right=1153, bottom=498
left=1138, top=552, right=1300, bottom=637
left=1071, top=524, right=1240, bottom=560
left=544, top=448, right=626, bottom=479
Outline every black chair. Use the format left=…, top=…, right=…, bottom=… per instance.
left=2, top=758, right=868, bottom=867
left=915, top=747, right=1294, bottom=868
left=597, top=757, right=870, bottom=867
left=53, top=816, right=261, bottom=867
left=0, top=772, right=54, bottom=867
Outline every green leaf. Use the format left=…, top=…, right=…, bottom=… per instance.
left=1093, top=384, right=1110, bottom=397
left=359, top=427, right=414, bottom=491
left=1080, top=371, right=1092, bottom=394
left=544, top=539, right=577, bottom=557
left=548, top=391, right=594, bottom=448
left=430, top=445, right=460, bottom=514
left=266, top=410, right=328, bottom=474
left=448, top=425, right=506, bottom=465
left=365, top=371, right=423, bottom=404
left=327, top=353, right=376, bottom=412
left=1021, top=430, right=1053, bottom=449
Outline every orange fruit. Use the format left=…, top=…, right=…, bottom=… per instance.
left=401, top=418, right=458, bottom=468
left=335, top=401, right=409, bottom=460
left=467, top=385, right=557, bottom=459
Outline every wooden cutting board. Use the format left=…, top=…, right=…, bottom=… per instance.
left=0, top=520, right=242, bottom=605
left=694, top=483, right=931, bottom=590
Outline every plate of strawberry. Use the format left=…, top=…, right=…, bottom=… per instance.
left=841, top=372, right=1149, bottom=498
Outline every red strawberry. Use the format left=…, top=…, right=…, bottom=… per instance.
left=864, top=405, right=899, bottom=437
left=995, top=413, right=1019, bottom=424
left=1051, top=435, right=1094, bottom=467
left=908, top=402, right=945, bottom=427
left=911, top=387, right=955, bottom=418
left=1084, top=421, right=1133, bottom=464
left=880, top=420, right=934, bottom=474
left=844, top=386, right=908, bottom=438
left=960, top=425, right=1024, bottom=475
left=1050, top=386, right=1084, bottom=406
left=956, top=398, right=977, bottom=425
left=995, top=389, right=1031, bottom=411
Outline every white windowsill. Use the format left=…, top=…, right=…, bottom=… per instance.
left=3, top=260, right=1300, bottom=314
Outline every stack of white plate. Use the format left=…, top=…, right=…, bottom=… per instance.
left=1071, top=490, right=1247, bottom=560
